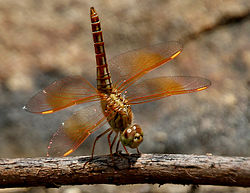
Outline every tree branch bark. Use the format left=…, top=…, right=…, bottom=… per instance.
left=0, top=154, right=249, bottom=188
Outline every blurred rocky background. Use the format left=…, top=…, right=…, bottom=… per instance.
left=0, top=0, right=249, bottom=192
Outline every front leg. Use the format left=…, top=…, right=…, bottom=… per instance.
left=136, top=147, right=141, bottom=154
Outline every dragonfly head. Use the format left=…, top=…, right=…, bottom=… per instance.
left=120, top=124, right=143, bottom=149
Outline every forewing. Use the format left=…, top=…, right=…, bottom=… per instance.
left=109, top=41, right=182, bottom=92
left=126, top=76, right=211, bottom=104
left=47, top=102, right=107, bottom=157
left=24, top=76, right=99, bottom=114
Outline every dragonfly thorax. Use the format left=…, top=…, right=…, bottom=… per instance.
left=101, top=89, right=132, bottom=133
left=101, top=90, right=144, bottom=149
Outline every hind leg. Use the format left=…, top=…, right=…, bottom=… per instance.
left=84, top=128, right=112, bottom=167
left=110, top=132, right=118, bottom=154
left=107, top=130, right=114, bottom=156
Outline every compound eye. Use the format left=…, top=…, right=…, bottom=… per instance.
left=120, top=124, right=144, bottom=149
left=132, top=124, right=143, bottom=136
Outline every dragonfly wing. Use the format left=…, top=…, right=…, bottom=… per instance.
left=109, top=41, right=182, bottom=92
left=24, top=76, right=99, bottom=114
left=126, top=76, right=211, bottom=104
left=47, top=102, right=108, bottom=157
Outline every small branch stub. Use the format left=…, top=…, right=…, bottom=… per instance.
left=0, top=154, right=249, bottom=188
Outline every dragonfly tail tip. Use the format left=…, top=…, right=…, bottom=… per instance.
left=90, top=7, right=96, bottom=16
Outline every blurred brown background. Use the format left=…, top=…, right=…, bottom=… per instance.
left=0, top=0, right=249, bottom=192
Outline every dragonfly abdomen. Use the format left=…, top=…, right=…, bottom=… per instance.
left=90, top=7, right=112, bottom=94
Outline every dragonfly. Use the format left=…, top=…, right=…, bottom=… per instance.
left=24, top=7, right=211, bottom=158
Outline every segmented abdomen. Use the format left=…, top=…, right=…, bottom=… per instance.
left=90, top=7, right=112, bottom=94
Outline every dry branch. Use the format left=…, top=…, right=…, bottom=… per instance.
left=0, top=154, right=249, bottom=188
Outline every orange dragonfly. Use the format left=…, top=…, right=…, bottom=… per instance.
left=24, top=7, right=211, bottom=158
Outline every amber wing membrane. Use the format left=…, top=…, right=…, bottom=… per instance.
left=125, top=76, right=211, bottom=104
left=47, top=102, right=108, bottom=157
left=24, top=76, right=99, bottom=114
left=109, top=41, right=182, bottom=92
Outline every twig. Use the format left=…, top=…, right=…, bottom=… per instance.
left=0, top=154, right=249, bottom=188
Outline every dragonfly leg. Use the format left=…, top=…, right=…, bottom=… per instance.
left=115, top=139, right=120, bottom=153
left=84, top=128, right=112, bottom=167
left=114, top=139, right=128, bottom=159
left=107, top=130, right=113, bottom=156
left=108, top=130, right=118, bottom=165
left=136, top=147, right=141, bottom=154
left=122, top=143, right=130, bottom=155
left=92, top=128, right=112, bottom=158
left=111, top=132, right=118, bottom=154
